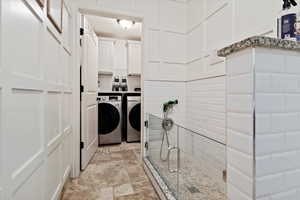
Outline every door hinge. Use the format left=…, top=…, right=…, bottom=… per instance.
left=80, top=28, right=84, bottom=36
left=144, top=120, right=149, bottom=128
left=145, top=142, right=148, bottom=150
left=80, top=38, right=82, bottom=47
left=223, top=169, right=227, bottom=183
left=80, top=142, right=84, bottom=149
left=80, top=85, right=84, bottom=93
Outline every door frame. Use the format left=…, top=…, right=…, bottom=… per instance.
left=71, top=6, right=145, bottom=177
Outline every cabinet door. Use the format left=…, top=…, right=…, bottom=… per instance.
left=99, top=39, right=114, bottom=72
left=128, top=42, right=141, bottom=75
left=114, top=40, right=128, bottom=70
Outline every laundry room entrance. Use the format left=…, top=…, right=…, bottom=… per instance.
left=79, top=10, right=143, bottom=168
left=60, top=8, right=155, bottom=199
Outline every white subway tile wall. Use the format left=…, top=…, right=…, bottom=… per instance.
left=144, top=81, right=186, bottom=126
left=226, top=47, right=300, bottom=199
left=186, top=76, right=226, bottom=143
left=255, top=48, right=300, bottom=199
left=226, top=49, right=254, bottom=200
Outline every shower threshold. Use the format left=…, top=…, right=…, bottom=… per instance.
left=144, top=157, right=177, bottom=200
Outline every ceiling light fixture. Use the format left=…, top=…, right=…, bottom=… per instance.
left=117, top=19, right=135, bottom=29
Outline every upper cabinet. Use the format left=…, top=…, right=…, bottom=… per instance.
left=98, top=38, right=141, bottom=75
left=114, top=40, right=128, bottom=70
left=127, top=41, right=141, bottom=75
left=98, top=38, right=115, bottom=73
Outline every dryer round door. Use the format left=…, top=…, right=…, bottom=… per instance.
left=98, top=103, right=120, bottom=135
left=129, top=103, right=141, bottom=132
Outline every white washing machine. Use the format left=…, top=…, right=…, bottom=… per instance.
left=98, top=95, right=122, bottom=145
left=127, top=96, right=141, bottom=142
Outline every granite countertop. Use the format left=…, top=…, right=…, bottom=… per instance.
left=217, top=36, right=300, bottom=57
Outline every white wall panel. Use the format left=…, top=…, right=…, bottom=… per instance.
left=62, top=2, right=71, bottom=51
left=97, top=0, right=135, bottom=13
left=63, top=93, right=72, bottom=131
left=144, top=62, right=186, bottom=81
left=187, top=23, right=204, bottom=62
left=1, top=0, right=73, bottom=199
left=62, top=49, right=71, bottom=89
left=46, top=92, right=60, bottom=145
left=46, top=146, right=62, bottom=200
left=148, top=30, right=160, bottom=62
left=162, top=32, right=186, bottom=63
left=3, top=0, right=42, bottom=80
left=187, top=0, right=204, bottom=30
left=12, top=166, right=43, bottom=200
left=234, top=0, right=281, bottom=40
left=206, top=2, right=232, bottom=52
left=206, top=0, right=225, bottom=14
left=186, top=59, right=205, bottom=80
left=161, top=0, right=186, bottom=33
left=8, top=90, right=43, bottom=175
left=135, top=0, right=159, bottom=29
left=45, top=30, right=62, bottom=85
left=61, top=132, right=72, bottom=182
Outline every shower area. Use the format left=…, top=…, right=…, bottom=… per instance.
left=143, top=113, right=227, bottom=200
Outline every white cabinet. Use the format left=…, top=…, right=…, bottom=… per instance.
left=98, top=38, right=114, bottom=74
left=127, top=41, right=141, bottom=75
left=114, top=40, right=127, bottom=69
left=98, top=38, right=141, bottom=76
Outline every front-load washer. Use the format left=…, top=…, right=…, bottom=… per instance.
left=127, top=96, right=141, bottom=142
left=98, top=95, right=122, bottom=145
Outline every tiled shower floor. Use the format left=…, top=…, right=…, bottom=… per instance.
left=149, top=150, right=227, bottom=200
left=61, top=143, right=159, bottom=200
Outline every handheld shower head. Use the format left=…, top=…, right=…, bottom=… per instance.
left=163, top=100, right=179, bottom=113
left=290, top=0, right=298, bottom=6
left=283, top=0, right=297, bottom=9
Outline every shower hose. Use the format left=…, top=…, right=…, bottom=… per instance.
left=160, top=100, right=178, bottom=162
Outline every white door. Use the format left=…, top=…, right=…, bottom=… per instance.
left=81, top=16, right=99, bottom=170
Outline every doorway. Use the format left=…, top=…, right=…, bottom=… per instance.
left=62, top=10, right=155, bottom=200
left=79, top=11, right=143, bottom=170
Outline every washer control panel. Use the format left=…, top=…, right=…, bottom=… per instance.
left=98, top=96, right=121, bottom=102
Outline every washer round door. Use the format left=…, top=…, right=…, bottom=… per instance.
left=129, top=103, right=141, bottom=132
left=98, top=103, right=120, bottom=135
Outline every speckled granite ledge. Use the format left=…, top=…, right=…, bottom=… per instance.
left=217, top=36, right=300, bottom=57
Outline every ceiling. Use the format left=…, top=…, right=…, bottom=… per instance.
left=86, top=15, right=142, bottom=40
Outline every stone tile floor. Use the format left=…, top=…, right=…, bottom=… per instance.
left=61, top=143, right=159, bottom=200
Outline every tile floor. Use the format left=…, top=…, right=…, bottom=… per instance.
left=61, top=143, right=159, bottom=200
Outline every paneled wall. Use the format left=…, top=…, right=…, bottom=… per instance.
left=143, top=0, right=186, bottom=124
left=0, top=0, right=73, bottom=199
